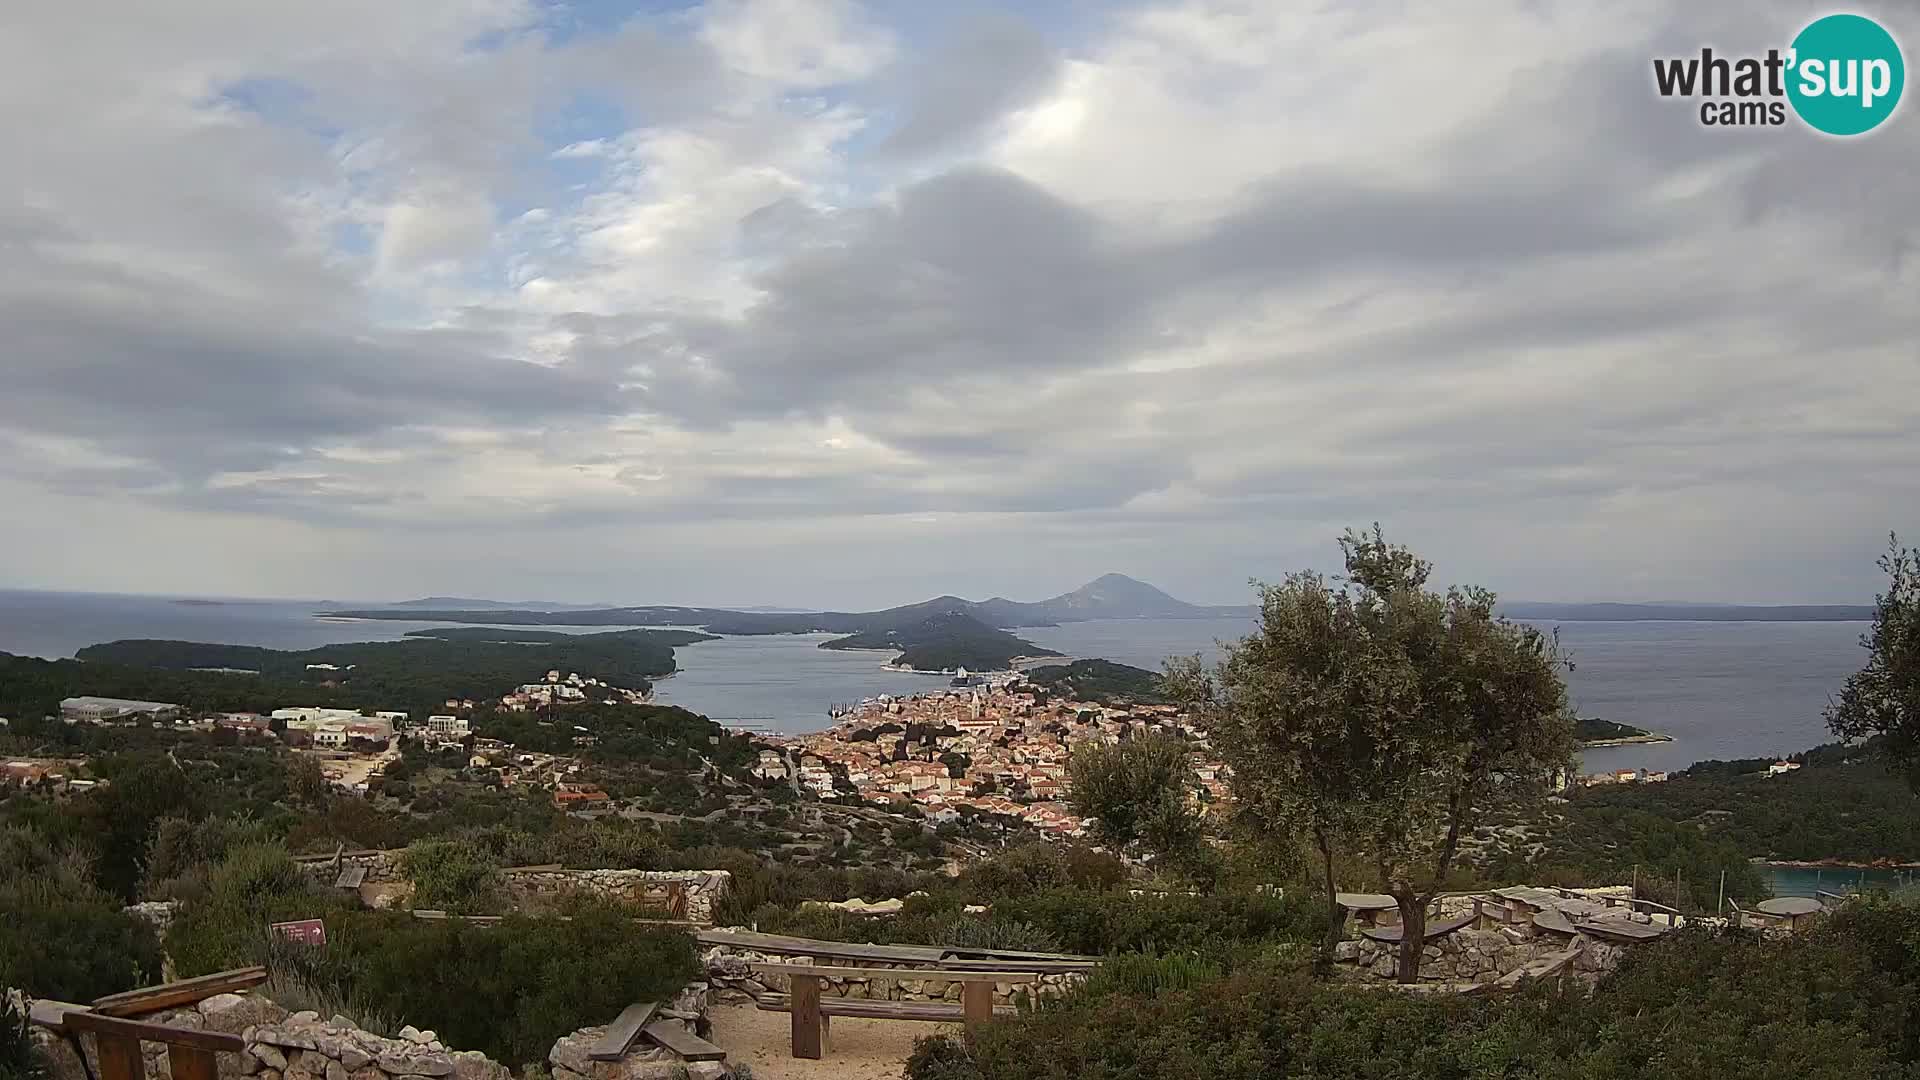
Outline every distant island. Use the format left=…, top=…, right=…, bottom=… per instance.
left=324, top=573, right=1241, bottom=672
left=318, top=576, right=1876, bottom=673
left=1025, top=659, right=1170, bottom=705
left=822, top=611, right=1062, bottom=672
left=1574, top=716, right=1673, bottom=746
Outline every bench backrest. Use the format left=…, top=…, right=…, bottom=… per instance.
left=750, top=962, right=1041, bottom=982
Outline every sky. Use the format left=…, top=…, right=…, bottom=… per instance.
left=2, top=0, right=1916, bottom=610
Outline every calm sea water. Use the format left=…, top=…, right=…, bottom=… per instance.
left=1021, top=617, right=1871, bottom=774
left=0, top=591, right=1871, bottom=764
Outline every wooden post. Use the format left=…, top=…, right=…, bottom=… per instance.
left=94, top=1033, right=144, bottom=1080
left=790, top=973, right=824, bottom=1060
left=1717, top=870, right=1726, bottom=915
left=168, top=1044, right=220, bottom=1080
left=962, top=981, right=994, bottom=1030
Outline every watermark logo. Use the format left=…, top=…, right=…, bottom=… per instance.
left=1653, top=12, right=1905, bottom=135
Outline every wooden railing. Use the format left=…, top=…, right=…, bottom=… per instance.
left=27, top=967, right=266, bottom=1080
left=30, top=1001, right=245, bottom=1080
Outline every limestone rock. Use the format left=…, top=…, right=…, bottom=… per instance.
left=326, top=1060, right=348, bottom=1080
left=201, top=993, right=286, bottom=1034
left=399, top=1026, right=424, bottom=1044
left=252, top=1045, right=289, bottom=1072
left=338, top=1045, right=372, bottom=1071
left=289, top=1012, right=320, bottom=1025
left=1332, top=940, right=1360, bottom=962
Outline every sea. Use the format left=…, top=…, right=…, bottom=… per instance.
left=0, top=590, right=1871, bottom=769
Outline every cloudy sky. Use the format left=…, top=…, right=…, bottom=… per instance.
left=3, top=0, right=1916, bottom=608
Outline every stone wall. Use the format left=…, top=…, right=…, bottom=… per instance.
left=296, top=852, right=731, bottom=925
left=547, top=982, right=736, bottom=1080
left=505, top=869, right=730, bottom=926
left=1332, top=927, right=1627, bottom=985
left=701, top=940, right=1083, bottom=1007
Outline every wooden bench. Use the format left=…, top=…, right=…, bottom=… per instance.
left=31, top=1000, right=247, bottom=1080
left=748, top=962, right=1035, bottom=1060
left=588, top=1002, right=728, bottom=1065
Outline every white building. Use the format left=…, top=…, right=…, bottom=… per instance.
left=427, top=714, right=469, bottom=735
left=61, top=696, right=181, bottom=724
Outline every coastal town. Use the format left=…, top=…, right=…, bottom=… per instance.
left=764, top=674, right=1228, bottom=838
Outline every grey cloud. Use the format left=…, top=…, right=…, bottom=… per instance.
left=877, top=15, right=1064, bottom=158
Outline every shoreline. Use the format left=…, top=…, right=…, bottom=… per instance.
left=1761, top=858, right=1920, bottom=871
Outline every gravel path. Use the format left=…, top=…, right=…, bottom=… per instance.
left=706, top=1002, right=955, bottom=1080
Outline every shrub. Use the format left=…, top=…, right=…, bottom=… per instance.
left=1077, top=952, right=1224, bottom=999
left=986, top=887, right=1319, bottom=961
left=315, top=905, right=698, bottom=1065
left=0, top=827, right=162, bottom=1001
left=402, top=839, right=503, bottom=913
left=929, top=917, right=1064, bottom=955
left=168, top=844, right=347, bottom=978
left=907, top=898, right=1920, bottom=1080
left=1, top=996, right=46, bottom=1080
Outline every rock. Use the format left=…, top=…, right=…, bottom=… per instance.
left=685, top=1064, right=729, bottom=1080
left=258, top=1070, right=282, bottom=1080
left=1370, top=954, right=1397, bottom=978
left=252, top=1045, right=289, bottom=1072
left=548, top=1034, right=595, bottom=1076
left=329, top=1016, right=355, bottom=1031
left=450, top=1051, right=504, bottom=1080
left=289, top=1012, right=320, bottom=1026
left=201, top=994, right=286, bottom=1034
left=405, top=1057, right=454, bottom=1078
left=326, top=1060, right=349, bottom=1080
left=338, top=1046, right=372, bottom=1072
left=413, top=1031, right=438, bottom=1046
left=1332, top=940, right=1360, bottom=962
left=399, top=1026, right=424, bottom=1044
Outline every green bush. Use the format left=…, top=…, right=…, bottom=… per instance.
left=962, top=843, right=1126, bottom=899
left=168, top=844, right=348, bottom=978
left=986, top=887, right=1319, bottom=961
left=1, top=996, right=46, bottom=1080
left=1077, top=952, right=1224, bottom=999
left=928, top=917, right=1063, bottom=955
left=908, top=897, right=1920, bottom=1080
left=288, top=906, right=696, bottom=1066
left=0, top=826, right=162, bottom=1001
left=402, top=839, right=503, bottom=913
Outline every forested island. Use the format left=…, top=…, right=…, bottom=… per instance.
left=1025, top=659, right=1170, bottom=704
left=821, top=611, right=1061, bottom=672
left=0, top=628, right=704, bottom=724
left=1574, top=716, right=1672, bottom=746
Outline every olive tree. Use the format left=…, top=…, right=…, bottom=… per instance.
left=1067, top=735, right=1213, bottom=887
left=1175, top=527, right=1575, bottom=981
left=1827, top=535, right=1920, bottom=790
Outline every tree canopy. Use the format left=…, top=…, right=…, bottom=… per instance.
left=1828, top=534, right=1920, bottom=790
left=1174, top=527, right=1575, bottom=980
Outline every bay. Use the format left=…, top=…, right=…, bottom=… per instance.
left=0, top=591, right=1873, bottom=765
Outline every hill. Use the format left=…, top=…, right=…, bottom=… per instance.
left=1500, top=602, right=1873, bottom=622
left=821, top=612, right=1061, bottom=672
left=1025, top=659, right=1170, bottom=704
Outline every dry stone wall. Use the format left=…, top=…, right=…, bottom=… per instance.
left=702, top=940, right=1083, bottom=1006
left=1332, top=927, right=1628, bottom=985
left=297, top=852, right=730, bottom=924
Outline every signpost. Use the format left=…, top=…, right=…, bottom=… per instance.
left=270, top=919, right=327, bottom=946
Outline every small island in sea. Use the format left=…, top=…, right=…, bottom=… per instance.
left=1575, top=715, right=1673, bottom=746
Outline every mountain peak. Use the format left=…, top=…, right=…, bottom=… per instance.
left=1049, top=573, right=1194, bottom=616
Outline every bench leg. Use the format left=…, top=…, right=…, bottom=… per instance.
left=962, top=982, right=994, bottom=1030
left=791, top=974, right=824, bottom=1060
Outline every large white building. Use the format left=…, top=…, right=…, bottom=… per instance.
left=61, top=696, right=181, bottom=724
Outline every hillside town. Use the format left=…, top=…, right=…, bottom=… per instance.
left=767, top=676, right=1228, bottom=837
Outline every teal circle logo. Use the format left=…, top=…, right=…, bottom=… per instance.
left=1787, top=14, right=1905, bottom=135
